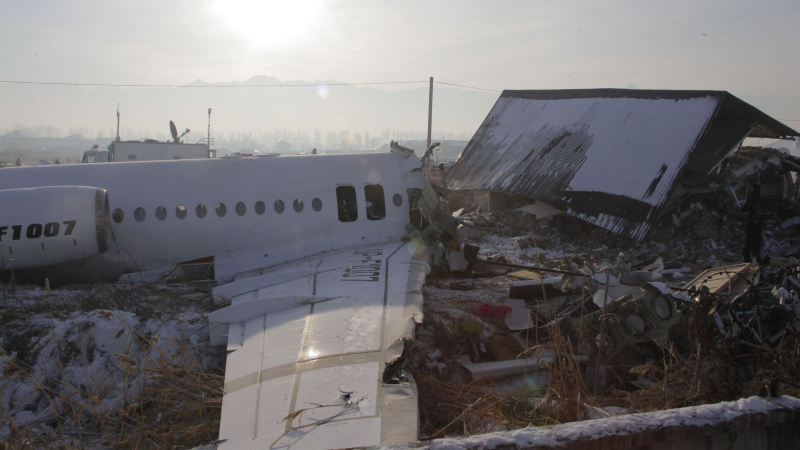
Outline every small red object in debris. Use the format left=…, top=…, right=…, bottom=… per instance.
left=473, top=303, right=513, bottom=318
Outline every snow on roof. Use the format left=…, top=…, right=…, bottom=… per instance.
left=447, top=89, right=799, bottom=240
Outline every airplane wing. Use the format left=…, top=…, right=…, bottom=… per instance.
left=209, top=240, right=430, bottom=449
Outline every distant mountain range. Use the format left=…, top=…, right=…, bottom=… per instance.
left=0, top=76, right=500, bottom=139
left=1, top=76, right=796, bottom=141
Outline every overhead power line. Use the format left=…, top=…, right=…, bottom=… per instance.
left=434, top=81, right=502, bottom=93
left=0, top=79, right=429, bottom=88
left=5, top=78, right=793, bottom=122
left=0, top=78, right=505, bottom=93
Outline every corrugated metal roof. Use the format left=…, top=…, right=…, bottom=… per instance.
left=447, top=89, right=797, bottom=240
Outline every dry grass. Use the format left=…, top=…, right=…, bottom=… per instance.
left=415, top=371, right=557, bottom=438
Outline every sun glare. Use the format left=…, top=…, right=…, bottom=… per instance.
left=212, top=0, right=324, bottom=49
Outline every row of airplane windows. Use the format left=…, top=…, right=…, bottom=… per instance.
left=110, top=185, right=403, bottom=224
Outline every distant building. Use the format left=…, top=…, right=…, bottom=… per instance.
left=0, top=130, right=92, bottom=151
left=275, top=140, right=292, bottom=154
left=93, top=137, right=115, bottom=150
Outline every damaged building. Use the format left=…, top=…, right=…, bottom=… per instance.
left=446, top=89, right=799, bottom=240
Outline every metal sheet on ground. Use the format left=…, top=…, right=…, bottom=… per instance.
left=683, top=263, right=751, bottom=294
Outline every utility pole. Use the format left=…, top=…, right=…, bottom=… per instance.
left=115, top=104, right=120, bottom=142
left=427, top=77, right=433, bottom=150
left=113, top=103, right=120, bottom=162
left=207, top=108, right=212, bottom=155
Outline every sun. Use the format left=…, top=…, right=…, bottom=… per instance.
left=211, top=0, right=324, bottom=49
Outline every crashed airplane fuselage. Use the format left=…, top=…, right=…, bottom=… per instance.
left=0, top=150, right=424, bottom=282
left=0, top=148, right=434, bottom=449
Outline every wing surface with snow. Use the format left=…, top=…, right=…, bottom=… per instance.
left=209, top=240, right=430, bottom=449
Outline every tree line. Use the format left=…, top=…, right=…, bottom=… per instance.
left=1, top=124, right=472, bottom=153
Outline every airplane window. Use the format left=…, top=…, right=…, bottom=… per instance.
left=364, top=184, right=386, bottom=221
left=336, top=186, right=358, bottom=222
left=112, top=209, right=124, bottom=223
left=196, top=204, right=207, bottom=218
left=176, top=205, right=187, bottom=219
left=255, top=201, right=266, bottom=215
left=312, top=198, right=322, bottom=212
left=274, top=200, right=285, bottom=214
left=134, top=207, right=146, bottom=222
left=293, top=199, right=304, bottom=213
left=155, top=206, right=167, bottom=221
left=235, top=202, right=246, bottom=216
left=216, top=203, right=227, bottom=217
left=393, top=193, right=403, bottom=207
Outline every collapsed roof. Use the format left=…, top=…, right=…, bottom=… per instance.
left=447, top=89, right=799, bottom=240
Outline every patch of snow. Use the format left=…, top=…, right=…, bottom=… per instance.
left=429, top=396, right=799, bottom=449
left=428, top=349, right=442, bottom=360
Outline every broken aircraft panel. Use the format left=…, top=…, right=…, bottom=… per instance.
left=447, top=89, right=799, bottom=240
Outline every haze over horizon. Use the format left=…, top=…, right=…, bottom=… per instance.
left=1, top=0, right=799, bottom=139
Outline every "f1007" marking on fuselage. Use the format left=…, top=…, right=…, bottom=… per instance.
left=0, top=221, right=77, bottom=241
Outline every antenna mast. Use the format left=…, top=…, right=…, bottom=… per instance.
left=207, top=108, right=212, bottom=153
left=112, top=103, right=120, bottom=162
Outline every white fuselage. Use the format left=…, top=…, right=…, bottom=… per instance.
left=0, top=152, right=421, bottom=282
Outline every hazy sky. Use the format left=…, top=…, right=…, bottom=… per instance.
left=1, top=0, right=799, bottom=134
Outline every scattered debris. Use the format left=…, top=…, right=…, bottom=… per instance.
left=411, top=175, right=800, bottom=440
left=449, top=281, right=477, bottom=291
left=503, top=299, right=530, bottom=331
left=473, top=303, right=512, bottom=318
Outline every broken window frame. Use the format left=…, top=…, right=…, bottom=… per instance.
left=364, top=184, right=386, bottom=221
left=336, top=186, right=358, bottom=223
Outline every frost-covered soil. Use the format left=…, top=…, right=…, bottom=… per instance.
left=0, top=282, right=224, bottom=448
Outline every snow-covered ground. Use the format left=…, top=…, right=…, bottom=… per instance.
left=0, top=282, right=223, bottom=448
